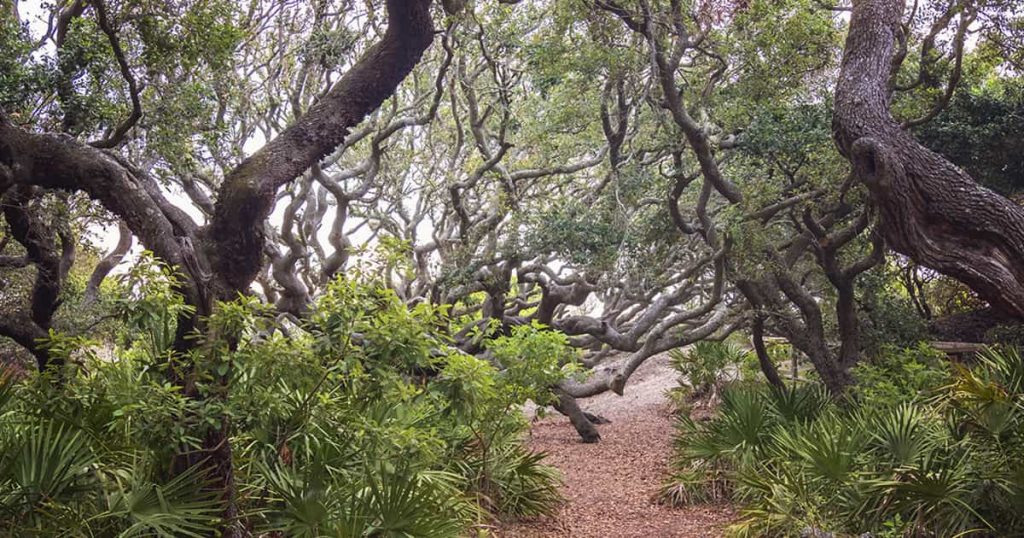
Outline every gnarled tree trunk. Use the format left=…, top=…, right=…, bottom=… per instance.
left=834, top=0, right=1024, bottom=319
left=0, top=2, right=435, bottom=534
left=553, top=388, right=601, bottom=443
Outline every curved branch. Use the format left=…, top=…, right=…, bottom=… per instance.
left=0, top=187, right=68, bottom=369
left=89, top=0, right=142, bottom=149
left=834, top=0, right=1024, bottom=319
left=900, top=5, right=972, bottom=129
left=84, top=220, right=133, bottom=304
left=208, top=0, right=435, bottom=295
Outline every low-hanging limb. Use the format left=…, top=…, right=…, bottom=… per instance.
left=552, top=388, right=601, bottom=443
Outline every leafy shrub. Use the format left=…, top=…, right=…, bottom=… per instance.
left=452, top=428, right=562, bottom=519
left=659, top=384, right=830, bottom=507
left=487, top=322, right=581, bottom=407
left=851, top=342, right=949, bottom=405
left=663, top=346, right=1024, bottom=537
left=0, top=256, right=563, bottom=536
left=857, top=271, right=930, bottom=356
left=986, top=322, right=1024, bottom=346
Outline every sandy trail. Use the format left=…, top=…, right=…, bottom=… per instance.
left=498, top=355, right=734, bottom=537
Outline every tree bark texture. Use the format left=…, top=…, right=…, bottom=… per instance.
left=834, top=0, right=1024, bottom=319
left=553, top=388, right=601, bottom=443
left=751, top=316, right=785, bottom=389
left=208, top=0, right=434, bottom=297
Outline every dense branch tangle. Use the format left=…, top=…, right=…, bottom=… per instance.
left=3, top=0, right=1019, bottom=474
left=1, top=1, right=435, bottom=534
left=201, top=5, right=743, bottom=441
left=0, top=0, right=742, bottom=451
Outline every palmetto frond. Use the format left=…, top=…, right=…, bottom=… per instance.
left=868, top=403, right=940, bottom=468
left=103, top=458, right=221, bottom=537
left=0, top=420, right=98, bottom=517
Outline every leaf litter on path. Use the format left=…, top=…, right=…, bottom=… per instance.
left=499, top=355, right=735, bottom=537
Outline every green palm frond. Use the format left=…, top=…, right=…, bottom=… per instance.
left=360, top=466, right=468, bottom=538
left=251, top=459, right=338, bottom=537
left=0, top=371, right=15, bottom=415
left=879, top=451, right=987, bottom=536
left=730, top=464, right=819, bottom=537
left=716, top=386, right=774, bottom=460
left=979, top=346, right=1024, bottom=396
left=943, top=348, right=1024, bottom=440
left=670, top=341, right=748, bottom=390
left=767, top=383, right=829, bottom=424
left=869, top=403, right=941, bottom=468
left=104, top=458, right=221, bottom=538
left=484, top=445, right=561, bottom=518
left=771, top=412, right=866, bottom=483
left=0, top=420, right=98, bottom=515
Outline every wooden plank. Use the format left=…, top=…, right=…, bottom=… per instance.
left=929, top=341, right=985, bottom=354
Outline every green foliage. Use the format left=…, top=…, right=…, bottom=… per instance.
left=0, top=374, right=221, bottom=536
left=660, top=384, right=829, bottom=507
left=9, top=0, right=245, bottom=171
left=663, top=346, right=1024, bottom=536
left=487, top=322, right=580, bottom=407
left=739, top=103, right=835, bottom=180
left=451, top=428, right=562, bottom=519
left=436, top=323, right=571, bottom=520
left=0, top=257, right=562, bottom=535
left=851, top=343, right=950, bottom=405
left=722, top=0, right=840, bottom=107
left=253, top=461, right=471, bottom=538
left=857, top=269, right=930, bottom=355
left=525, top=198, right=627, bottom=270
left=112, top=252, right=196, bottom=358
left=668, top=341, right=749, bottom=400
left=0, top=19, right=53, bottom=117
left=916, top=78, right=1024, bottom=195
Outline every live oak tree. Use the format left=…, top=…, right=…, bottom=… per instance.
left=587, top=0, right=892, bottom=396
left=1, top=0, right=435, bottom=533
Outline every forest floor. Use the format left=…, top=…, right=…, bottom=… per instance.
left=498, top=354, right=735, bottom=537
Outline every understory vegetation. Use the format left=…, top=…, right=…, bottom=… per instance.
left=661, top=342, right=1024, bottom=537
left=0, top=255, right=564, bottom=536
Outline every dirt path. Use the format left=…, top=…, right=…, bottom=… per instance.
left=499, top=355, right=734, bottom=537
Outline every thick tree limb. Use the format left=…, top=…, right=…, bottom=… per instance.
left=553, top=388, right=601, bottom=443
left=0, top=187, right=70, bottom=369
left=208, top=0, right=434, bottom=295
left=3, top=5, right=437, bottom=529
left=0, top=123, right=189, bottom=276
left=834, top=0, right=1024, bottom=319
left=84, top=220, right=133, bottom=304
